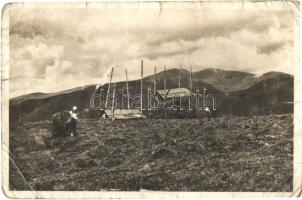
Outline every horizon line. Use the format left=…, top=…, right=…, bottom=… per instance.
left=10, top=67, right=293, bottom=100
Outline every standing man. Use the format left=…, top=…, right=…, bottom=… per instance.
left=67, top=106, right=78, bottom=137
left=204, top=106, right=211, bottom=120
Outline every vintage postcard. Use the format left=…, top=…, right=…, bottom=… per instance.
left=1, top=1, right=301, bottom=199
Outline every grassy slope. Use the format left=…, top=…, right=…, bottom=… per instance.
left=10, top=114, right=293, bottom=191
left=193, top=68, right=256, bottom=93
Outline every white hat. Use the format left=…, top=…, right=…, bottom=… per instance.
left=72, top=106, right=77, bottom=111
left=96, top=84, right=103, bottom=89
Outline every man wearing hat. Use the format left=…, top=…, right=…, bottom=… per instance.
left=67, top=106, right=78, bottom=137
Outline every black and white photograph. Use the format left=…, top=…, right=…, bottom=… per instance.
left=2, top=1, right=301, bottom=198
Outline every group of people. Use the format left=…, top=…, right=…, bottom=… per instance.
left=52, top=105, right=215, bottom=137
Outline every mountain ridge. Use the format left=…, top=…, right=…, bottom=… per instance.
left=9, top=68, right=293, bottom=122
left=11, top=68, right=293, bottom=100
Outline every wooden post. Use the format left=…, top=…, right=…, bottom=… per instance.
left=179, top=64, right=181, bottom=89
left=164, top=65, right=167, bottom=91
left=203, top=88, right=207, bottom=110
left=154, top=66, right=156, bottom=94
left=141, top=60, right=143, bottom=115
left=148, top=88, right=151, bottom=110
left=111, top=83, right=116, bottom=120
left=100, top=88, right=104, bottom=108
left=105, top=67, right=114, bottom=109
left=121, top=89, right=124, bottom=109
left=179, top=64, right=181, bottom=110
left=190, top=65, right=193, bottom=91
left=126, top=69, right=130, bottom=109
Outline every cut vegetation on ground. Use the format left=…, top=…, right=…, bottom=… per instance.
left=9, top=114, right=293, bottom=191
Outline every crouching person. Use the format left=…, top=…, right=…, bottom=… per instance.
left=52, top=106, right=78, bottom=137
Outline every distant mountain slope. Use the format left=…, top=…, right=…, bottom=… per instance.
left=222, top=73, right=293, bottom=115
left=11, top=92, right=48, bottom=104
left=9, top=68, right=293, bottom=122
left=193, top=68, right=256, bottom=93
left=9, top=86, right=97, bottom=123
left=10, top=69, right=224, bottom=122
left=193, top=68, right=293, bottom=93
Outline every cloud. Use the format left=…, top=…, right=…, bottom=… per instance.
left=256, top=41, right=287, bottom=54
left=145, top=12, right=278, bottom=47
left=8, top=4, right=296, bottom=97
left=10, top=20, right=59, bottom=39
left=139, top=40, right=202, bottom=60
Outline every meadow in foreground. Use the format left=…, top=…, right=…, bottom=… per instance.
left=9, top=114, right=293, bottom=191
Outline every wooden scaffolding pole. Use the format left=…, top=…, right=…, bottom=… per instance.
left=179, top=64, right=182, bottom=110
left=190, top=65, right=193, bottom=91
left=154, top=66, right=157, bottom=94
left=105, top=67, right=114, bottom=109
left=141, top=60, right=143, bottom=114
left=203, top=88, right=207, bottom=110
left=164, top=65, right=167, bottom=91
left=125, top=69, right=130, bottom=109
left=111, top=83, right=116, bottom=120
left=179, top=64, right=181, bottom=89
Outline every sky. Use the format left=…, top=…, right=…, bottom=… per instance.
left=8, top=3, right=296, bottom=98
